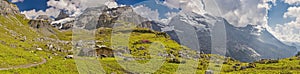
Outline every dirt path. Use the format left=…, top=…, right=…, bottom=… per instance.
left=0, top=58, right=47, bottom=70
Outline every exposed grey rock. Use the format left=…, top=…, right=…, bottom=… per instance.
left=36, top=15, right=51, bottom=21
left=0, top=0, right=21, bottom=16
left=137, top=46, right=145, bottom=50
left=75, top=6, right=108, bottom=30
left=123, top=57, right=134, bottom=61
left=240, top=66, right=247, bottom=70
left=205, top=70, right=214, bottom=74
left=28, top=20, right=51, bottom=29
left=65, top=55, right=74, bottom=59
left=75, top=6, right=148, bottom=30
left=36, top=48, right=43, bottom=51
left=55, top=11, right=69, bottom=21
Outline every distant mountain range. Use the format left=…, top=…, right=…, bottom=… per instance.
left=41, top=5, right=298, bottom=62
left=150, top=12, right=297, bottom=62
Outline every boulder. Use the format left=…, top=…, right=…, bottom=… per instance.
left=240, top=66, right=247, bottom=70
left=65, top=55, right=74, bottom=59
left=137, top=46, right=145, bottom=50
left=205, top=70, right=214, bottom=74
left=123, top=57, right=134, bottom=61
left=36, top=48, right=43, bottom=51
left=232, top=66, right=238, bottom=71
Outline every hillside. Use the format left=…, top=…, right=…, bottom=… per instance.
left=1, top=0, right=300, bottom=74
left=0, top=0, right=77, bottom=73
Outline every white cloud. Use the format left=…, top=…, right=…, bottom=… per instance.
left=284, top=7, right=300, bottom=18
left=270, top=6, right=300, bottom=43
left=271, top=22, right=300, bottom=43
left=157, top=0, right=207, bottom=24
left=47, top=0, right=77, bottom=14
left=21, top=0, right=109, bottom=19
left=21, top=7, right=60, bottom=19
left=162, top=0, right=275, bottom=27
left=11, top=0, right=24, bottom=3
left=204, top=0, right=274, bottom=27
left=105, top=0, right=118, bottom=8
left=163, top=0, right=206, bottom=15
left=284, top=0, right=300, bottom=5
left=133, top=5, right=160, bottom=21
left=160, top=12, right=178, bottom=24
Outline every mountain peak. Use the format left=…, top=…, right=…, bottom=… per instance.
left=236, top=25, right=266, bottom=36
left=55, top=11, right=70, bottom=21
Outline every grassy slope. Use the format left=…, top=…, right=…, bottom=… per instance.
left=92, top=28, right=242, bottom=74
left=92, top=28, right=300, bottom=74
left=0, top=15, right=78, bottom=73
left=227, top=57, right=300, bottom=74
left=96, top=28, right=186, bottom=73
left=0, top=51, right=78, bottom=74
left=1, top=14, right=300, bottom=73
left=0, top=15, right=42, bottom=68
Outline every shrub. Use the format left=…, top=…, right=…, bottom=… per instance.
left=296, top=51, right=300, bottom=57
left=266, top=60, right=279, bottom=64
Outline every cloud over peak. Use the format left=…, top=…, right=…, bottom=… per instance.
left=208, top=0, right=274, bottom=27
left=21, top=0, right=109, bottom=19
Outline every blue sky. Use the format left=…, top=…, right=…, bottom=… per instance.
left=9, top=0, right=48, bottom=11
left=268, top=0, right=295, bottom=27
left=116, top=0, right=180, bottom=18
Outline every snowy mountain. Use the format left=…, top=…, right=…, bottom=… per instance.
left=150, top=12, right=297, bottom=62
left=283, top=42, right=300, bottom=52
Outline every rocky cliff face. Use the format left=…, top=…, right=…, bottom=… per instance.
left=28, top=20, right=51, bottom=29
left=55, top=11, right=69, bottom=21
left=36, top=15, right=52, bottom=21
left=74, top=6, right=148, bottom=30
left=0, top=0, right=21, bottom=16
left=40, top=5, right=154, bottom=30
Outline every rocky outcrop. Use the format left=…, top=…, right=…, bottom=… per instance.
left=0, top=0, right=21, bottom=16
left=36, top=15, right=52, bottom=21
left=28, top=20, right=59, bottom=37
left=45, top=6, right=149, bottom=30
left=100, top=6, right=147, bottom=25
left=75, top=6, right=147, bottom=30
left=74, top=6, right=107, bottom=30
left=138, top=21, right=167, bottom=31
left=28, top=20, right=51, bottom=29
left=55, top=11, right=69, bottom=21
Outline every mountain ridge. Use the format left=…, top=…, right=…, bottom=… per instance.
left=148, top=12, right=297, bottom=62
